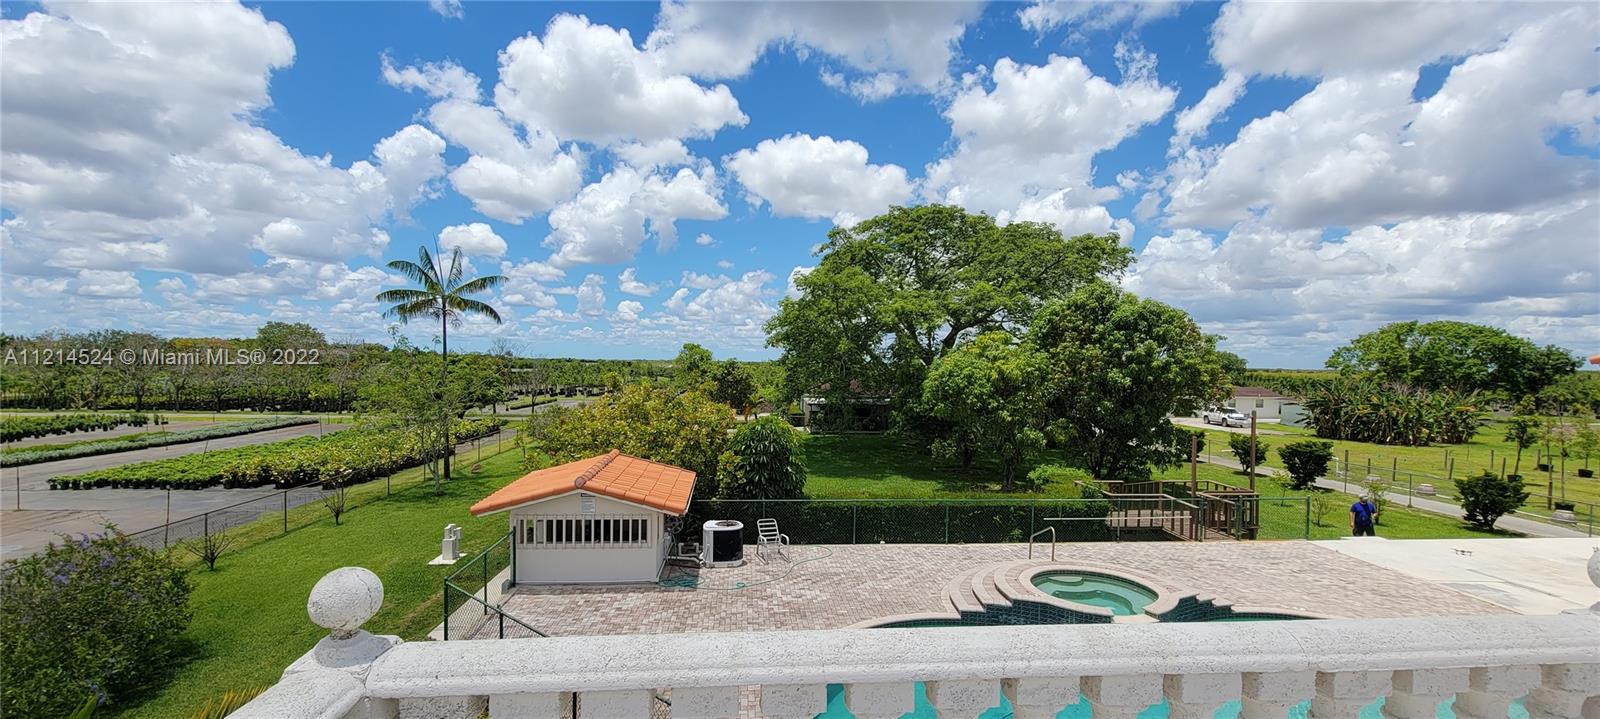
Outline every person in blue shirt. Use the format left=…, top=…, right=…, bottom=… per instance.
left=1350, top=494, right=1378, bottom=536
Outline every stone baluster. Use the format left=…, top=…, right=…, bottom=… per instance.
left=1241, top=671, right=1315, bottom=719
left=487, top=692, right=564, bottom=719
left=1383, top=669, right=1468, bottom=719
left=572, top=689, right=651, bottom=717
left=1003, top=677, right=1080, bottom=719
left=844, top=682, right=917, bottom=719
left=1165, top=673, right=1242, bottom=719
left=759, top=684, right=829, bottom=719
left=1310, top=671, right=1392, bottom=719
left=925, top=679, right=1000, bottom=717
left=1526, top=664, right=1600, bottom=719
left=1452, top=666, right=1540, bottom=719
left=1083, top=674, right=1162, bottom=719
left=670, top=686, right=742, bottom=719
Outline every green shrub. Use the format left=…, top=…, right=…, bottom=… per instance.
left=1, top=528, right=192, bottom=717
left=1227, top=434, right=1270, bottom=470
left=2, top=417, right=314, bottom=467
left=1024, top=464, right=1092, bottom=493
left=716, top=416, right=807, bottom=500
left=0, top=413, right=148, bottom=442
left=1277, top=440, right=1334, bottom=489
left=1454, top=471, right=1530, bottom=530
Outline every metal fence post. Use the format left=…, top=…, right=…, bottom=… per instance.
left=851, top=505, right=858, bottom=544
left=203, top=511, right=209, bottom=540
left=482, top=554, right=489, bottom=613
left=944, top=505, right=950, bottom=544
left=442, top=580, right=450, bottom=641
left=282, top=490, right=288, bottom=534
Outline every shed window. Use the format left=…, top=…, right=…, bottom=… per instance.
left=522, top=515, right=651, bottom=547
left=1255, top=398, right=1265, bottom=408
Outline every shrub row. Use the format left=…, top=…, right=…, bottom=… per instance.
left=1, top=417, right=315, bottom=467
left=506, top=396, right=558, bottom=410
left=48, top=418, right=504, bottom=491
left=0, top=412, right=163, bottom=442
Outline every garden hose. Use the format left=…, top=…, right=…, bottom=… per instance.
left=657, top=546, right=834, bottom=590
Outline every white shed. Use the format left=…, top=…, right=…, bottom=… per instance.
left=469, top=449, right=696, bottom=585
left=1232, top=386, right=1295, bottom=420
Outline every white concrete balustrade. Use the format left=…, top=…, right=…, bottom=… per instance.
left=233, top=561, right=1600, bottom=719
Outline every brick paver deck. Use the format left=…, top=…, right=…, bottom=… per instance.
left=499, top=541, right=1507, bottom=636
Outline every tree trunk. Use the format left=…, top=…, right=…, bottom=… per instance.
left=440, top=307, right=452, bottom=486
left=1512, top=446, right=1522, bottom=476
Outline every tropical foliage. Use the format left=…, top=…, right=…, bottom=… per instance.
left=519, top=383, right=734, bottom=478
left=1228, top=433, right=1271, bottom=470
left=1455, top=471, right=1530, bottom=530
left=48, top=418, right=502, bottom=490
left=1, top=529, right=191, bottom=717
left=0, top=412, right=154, bottom=442
left=1326, top=320, right=1577, bottom=398
left=1, top=417, right=314, bottom=467
left=921, top=332, right=1049, bottom=490
left=716, top=416, right=807, bottom=500
left=1298, top=377, right=1485, bottom=446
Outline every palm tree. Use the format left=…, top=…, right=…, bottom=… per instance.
left=376, top=244, right=505, bottom=481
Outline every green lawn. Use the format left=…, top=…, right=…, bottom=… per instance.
left=110, top=449, right=528, bottom=719
left=804, top=434, right=1084, bottom=498
left=1148, top=462, right=1513, bottom=540
left=1188, top=418, right=1600, bottom=514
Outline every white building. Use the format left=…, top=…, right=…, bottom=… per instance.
left=469, top=449, right=696, bottom=585
left=1232, top=386, right=1295, bottom=420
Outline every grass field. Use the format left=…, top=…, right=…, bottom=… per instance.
left=1187, top=417, right=1600, bottom=515
left=110, top=448, right=527, bottom=719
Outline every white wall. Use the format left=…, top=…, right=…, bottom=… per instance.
left=1233, top=393, right=1289, bottom=419
left=508, top=492, right=669, bottom=584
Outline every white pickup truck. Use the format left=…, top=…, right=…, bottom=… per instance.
left=1200, top=406, right=1249, bottom=428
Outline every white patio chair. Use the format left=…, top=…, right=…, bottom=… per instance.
left=756, top=518, right=789, bottom=561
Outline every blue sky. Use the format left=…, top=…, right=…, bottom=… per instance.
left=2, top=1, right=1596, bottom=367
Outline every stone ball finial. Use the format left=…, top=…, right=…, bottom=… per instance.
left=1588, top=547, right=1600, bottom=591
left=307, top=567, right=384, bottom=639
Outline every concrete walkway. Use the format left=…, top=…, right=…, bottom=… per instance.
left=1315, top=537, right=1600, bottom=615
left=1203, top=456, right=1589, bottom=539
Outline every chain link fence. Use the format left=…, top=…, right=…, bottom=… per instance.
left=123, top=430, right=520, bottom=555
left=1327, top=457, right=1597, bottom=536
left=442, top=531, right=543, bottom=640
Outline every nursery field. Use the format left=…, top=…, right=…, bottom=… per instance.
left=1, top=417, right=315, bottom=467
left=48, top=418, right=504, bottom=490
left=108, top=448, right=528, bottom=719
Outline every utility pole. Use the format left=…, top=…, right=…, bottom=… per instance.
left=1248, top=411, right=1258, bottom=492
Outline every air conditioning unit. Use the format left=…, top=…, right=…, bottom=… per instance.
left=701, top=520, right=745, bottom=568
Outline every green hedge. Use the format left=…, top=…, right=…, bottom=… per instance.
left=0, top=413, right=159, bottom=442
left=683, top=499, right=1114, bottom=545
left=1, top=417, right=314, bottom=467
left=49, top=419, right=504, bottom=491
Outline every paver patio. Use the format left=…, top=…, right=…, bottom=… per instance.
left=498, top=540, right=1508, bottom=637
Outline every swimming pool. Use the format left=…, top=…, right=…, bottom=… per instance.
left=1030, top=571, right=1159, bottom=616
left=814, top=683, right=1527, bottom=719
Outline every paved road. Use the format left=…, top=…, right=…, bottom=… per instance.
left=0, top=428, right=517, bottom=561
left=4, top=420, right=225, bottom=448
left=1170, top=416, right=1295, bottom=436
left=1202, top=456, right=1589, bottom=539
left=8, top=421, right=341, bottom=491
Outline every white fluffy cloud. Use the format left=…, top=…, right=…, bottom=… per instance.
left=1169, top=71, right=1246, bottom=153
left=922, top=55, right=1174, bottom=238
left=495, top=14, right=747, bottom=145
left=617, top=267, right=657, bottom=296
left=1019, top=1, right=1183, bottom=34
left=646, top=1, right=982, bottom=95
left=726, top=134, right=913, bottom=226
left=544, top=164, right=727, bottom=267
left=438, top=223, right=508, bottom=257
left=613, top=300, right=645, bottom=323
left=1, top=3, right=444, bottom=280
left=428, top=0, right=463, bottom=20
left=1166, top=7, right=1600, bottom=229
left=384, top=58, right=585, bottom=223
left=574, top=273, right=606, bottom=316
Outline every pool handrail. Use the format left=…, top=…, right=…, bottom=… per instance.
left=1028, top=526, right=1056, bottom=560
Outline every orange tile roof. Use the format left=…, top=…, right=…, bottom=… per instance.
left=468, top=450, right=697, bottom=517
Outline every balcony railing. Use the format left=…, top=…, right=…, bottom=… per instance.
left=233, top=558, right=1600, bottom=719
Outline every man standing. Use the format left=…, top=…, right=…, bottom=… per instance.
left=1350, top=494, right=1378, bottom=536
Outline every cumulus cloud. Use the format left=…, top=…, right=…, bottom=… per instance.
left=646, top=1, right=982, bottom=94
left=438, top=223, right=508, bottom=257
left=0, top=3, right=443, bottom=277
left=922, top=54, right=1173, bottom=238
left=428, top=0, right=463, bottom=20
left=1019, top=1, right=1184, bottom=34
left=725, top=134, right=913, bottom=226
left=574, top=273, right=606, bottom=316
left=1169, top=71, right=1246, bottom=153
left=544, top=164, right=727, bottom=267
left=617, top=267, right=657, bottom=296
left=694, top=233, right=716, bottom=246
left=1166, top=7, right=1600, bottom=229
left=495, top=14, right=747, bottom=145
left=613, top=299, right=644, bottom=323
